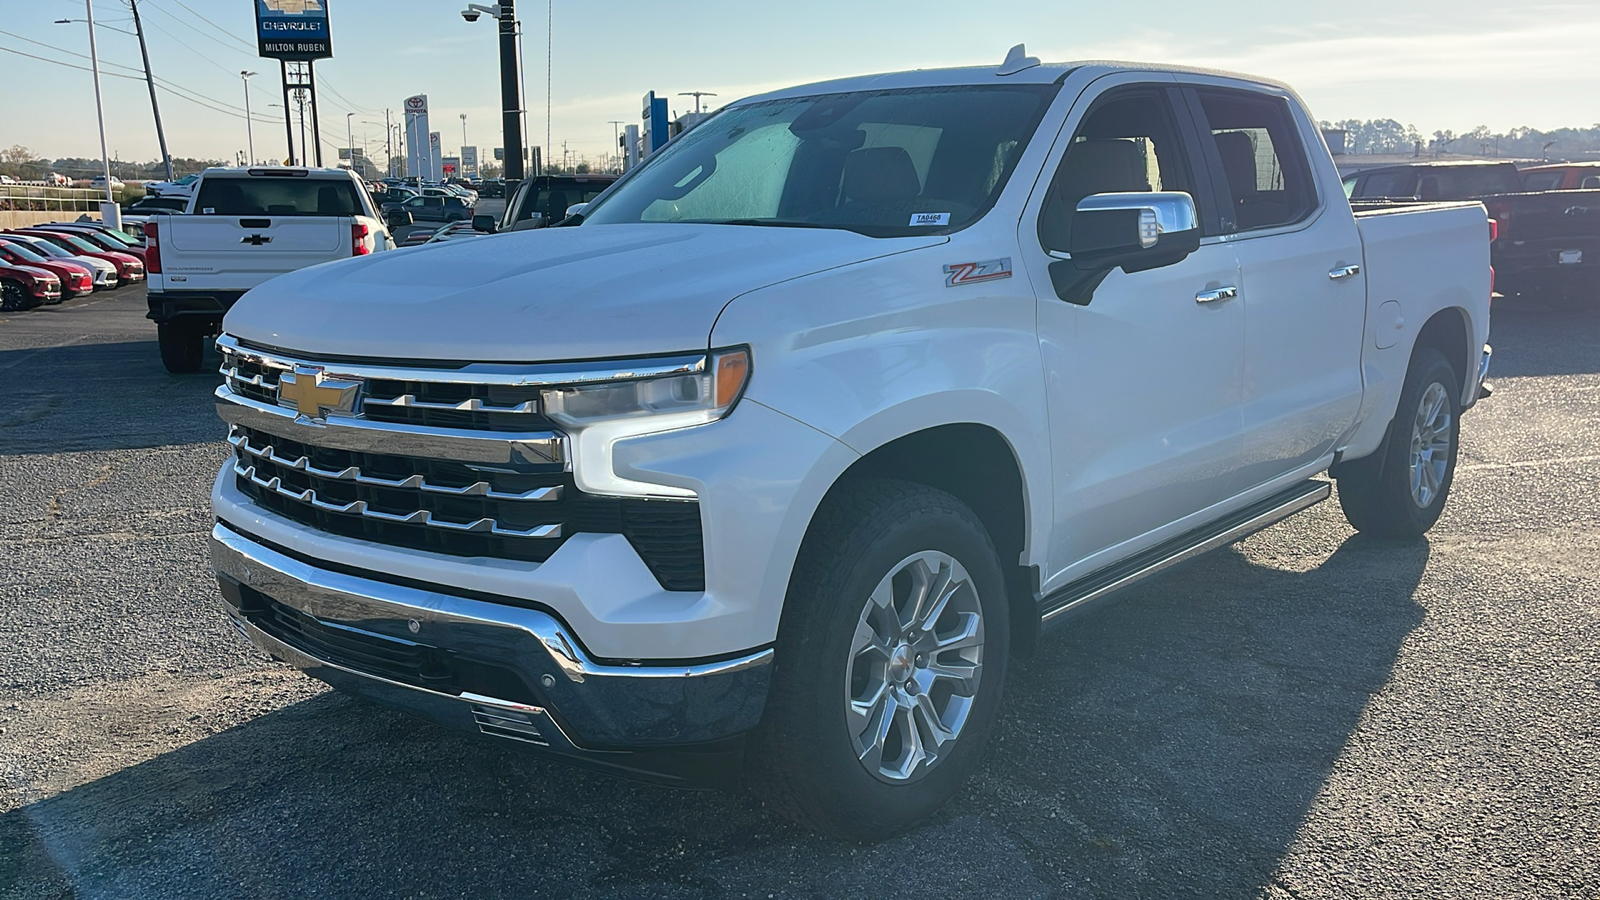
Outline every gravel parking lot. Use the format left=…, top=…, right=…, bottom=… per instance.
left=1, top=284, right=1596, bottom=899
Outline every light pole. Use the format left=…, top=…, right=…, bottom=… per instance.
left=346, top=112, right=356, bottom=174
left=241, top=71, right=257, bottom=164
left=56, top=7, right=115, bottom=220
left=608, top=120, right=624, bottom=172
left=461, top=3, right=525, bottom=185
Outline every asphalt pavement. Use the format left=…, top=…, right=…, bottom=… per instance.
left=1, top=283, right=1597, bottom=899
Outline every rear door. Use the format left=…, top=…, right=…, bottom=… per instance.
left=1182, top=83, right=1366, bottom=486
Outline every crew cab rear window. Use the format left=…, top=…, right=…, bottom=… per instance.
left=1194, top=90, right=1316, bottom=233
left=1520, top=170, right=1566, bottom=192
left=193, top=177, right=363, bottom=217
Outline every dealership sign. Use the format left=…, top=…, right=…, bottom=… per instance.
left=256, top=0, right=333, bottom=61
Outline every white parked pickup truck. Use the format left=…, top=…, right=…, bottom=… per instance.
left=144, top=167, right=390, bottom=373
left=207, top=51, right=1492, bottom=839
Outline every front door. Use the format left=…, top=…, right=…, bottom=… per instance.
left=1018, top=77, right=1249, bottom=588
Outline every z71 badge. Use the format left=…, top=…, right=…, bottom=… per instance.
left=943, top=258, right=1013, bottom=287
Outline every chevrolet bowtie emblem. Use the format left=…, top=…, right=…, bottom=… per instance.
left=241, top=234, right=272, bottom=246
left=262, top=0, right=323, bottom=13
left=277, top=365, right=361, bottom=419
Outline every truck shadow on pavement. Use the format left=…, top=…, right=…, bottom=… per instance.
left=2, top=532, right=1427, bottom=899
left=0, top=339, right=224, bottom=456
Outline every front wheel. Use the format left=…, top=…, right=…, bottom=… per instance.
left=750, top=480, right=1010, bottom=840
left=157, top=322, right=205, bottom=374
left=1336, top=347, right=1461, bottom=539
left=0, top=282, right=28, bottom=312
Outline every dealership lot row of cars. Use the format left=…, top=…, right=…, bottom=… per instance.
left=0, top=222, right=147, bottom=311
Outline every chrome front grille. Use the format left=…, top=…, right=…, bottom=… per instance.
left=229, top=424, right=567, bottom=558
left=220, top=348, right=555, bottom=433
left=215, top=335, right=709, bottom=589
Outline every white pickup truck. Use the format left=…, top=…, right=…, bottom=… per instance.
left=143, top=166, right=390, bottom=373
left=206, top=51, right=1492, bottom=839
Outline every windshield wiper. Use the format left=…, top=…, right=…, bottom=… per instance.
left=714, top=218, right=838, bottom=230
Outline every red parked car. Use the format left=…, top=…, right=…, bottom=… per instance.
left=33, top=223, right=149, bottom=264
left=1520, top=162, right=1600, bottom=191
left=7, top=229, right=144, bottom=284
left=0, top=259, right=63, bottom=311
left=0, top=240, right=94, bottom=298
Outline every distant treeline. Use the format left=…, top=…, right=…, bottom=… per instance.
left=1320, top=119, right=1600, bottom=158
left=1, top=145, right=222, bottom=181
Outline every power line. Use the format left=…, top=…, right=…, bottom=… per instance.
left=0, top=42, right=271, bottom=125
left=156, top=0, right=257, bottom=53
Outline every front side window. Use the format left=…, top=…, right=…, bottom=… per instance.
left=582, top=85, right=1059, bottom=237
left=1195, top=90, right=1316, bottom=232
left=1037, top=87, right=1199, bottom=250
left=1522, top=170, right=1565, bottom=191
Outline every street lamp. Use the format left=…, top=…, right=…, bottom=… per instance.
left=460, top=3, right=524, bottom=184
left=241, top=71, right=257, bottom=165
left=58, top=4, right=116, bottom=223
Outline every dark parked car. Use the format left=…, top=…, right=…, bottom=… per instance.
left=475, top=174, right=618, bottom=233
left=382, top=194, right=473, bottom=223
left=477, top=177, right=506, bottom=198
left=1345, top=160, right=1600, bottom=299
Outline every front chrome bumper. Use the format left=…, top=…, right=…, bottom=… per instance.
left=210, top=522, right=772, bottom=783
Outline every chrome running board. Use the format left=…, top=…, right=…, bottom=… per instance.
left=1040, top=479, right=1332, bottom=624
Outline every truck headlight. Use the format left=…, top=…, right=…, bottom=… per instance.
left=543, top=348, right=750, bottom=498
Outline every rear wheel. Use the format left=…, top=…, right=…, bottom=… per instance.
left=750, top=480, right=1010, bottom=840
left=1336, top=347, right=1460, bottom=539
left=157, top=322, right=205, bottom=374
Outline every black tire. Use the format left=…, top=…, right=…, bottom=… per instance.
left=1336, top=347, right=1461, bottom=539
left=749, top=479, right=1011, bottom=840
left=0, top=281, right=27, bottom=312
left=157, top=322, right=205, bottom=374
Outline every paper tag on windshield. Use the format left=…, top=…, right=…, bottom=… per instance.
left=202, top=208, right=215, bottom=214
left=910, top=213, right=950, bottom=226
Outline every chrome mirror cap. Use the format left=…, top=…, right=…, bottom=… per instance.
left=1075, top=191, right=1200, bottom=246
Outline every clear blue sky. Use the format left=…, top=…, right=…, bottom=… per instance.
left=1, top=0, right=1596, bottom=167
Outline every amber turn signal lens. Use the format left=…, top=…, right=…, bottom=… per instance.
left=715, top=350, right=750, bottom=410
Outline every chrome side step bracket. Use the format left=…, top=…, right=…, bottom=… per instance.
left=1039, top=479, right=1332, bottom=624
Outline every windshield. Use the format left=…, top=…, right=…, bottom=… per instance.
left=582, top=85, right=1058, bottom=236
left=193, top=176, right=364, bottom=216
left=15, top=237, right=71, bottom=259
left=0, top=242, right=49, bottom=263
left=52, top=233, right=104, bottom=253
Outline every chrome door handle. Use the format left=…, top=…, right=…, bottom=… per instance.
left=1195, top=286, right=1238, bottom=304
left=1328, top=264, right=1361, bottom=280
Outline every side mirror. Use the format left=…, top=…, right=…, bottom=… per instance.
left=385, top=208, right=413, bottom=229
left=471, top=214, right=497, bottom=233
left=563, top=202, right=590, bottom=221
left=1049, top=191, right=1201, bottom=305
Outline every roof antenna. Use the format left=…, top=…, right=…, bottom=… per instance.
left=997, top=43, right=1041, bottom=76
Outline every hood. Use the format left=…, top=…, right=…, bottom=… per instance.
left=223, top=223, right=943, bottom=362
left=2, top=263, right=56, bottom=283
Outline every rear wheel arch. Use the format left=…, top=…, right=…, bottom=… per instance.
left=1412, top=306, right=1472, bottom=398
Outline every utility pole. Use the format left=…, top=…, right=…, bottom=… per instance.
left=499, top=1, right=525, bottom=183
left=241, top=71, right=257, bottom=164
left=346, top=112, right=355, bottom=173
left=84, top=0, right=115, bottom=215
left=385, top=109, right=393, bottom=177
left=127, top=0, right=173, bottom=181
